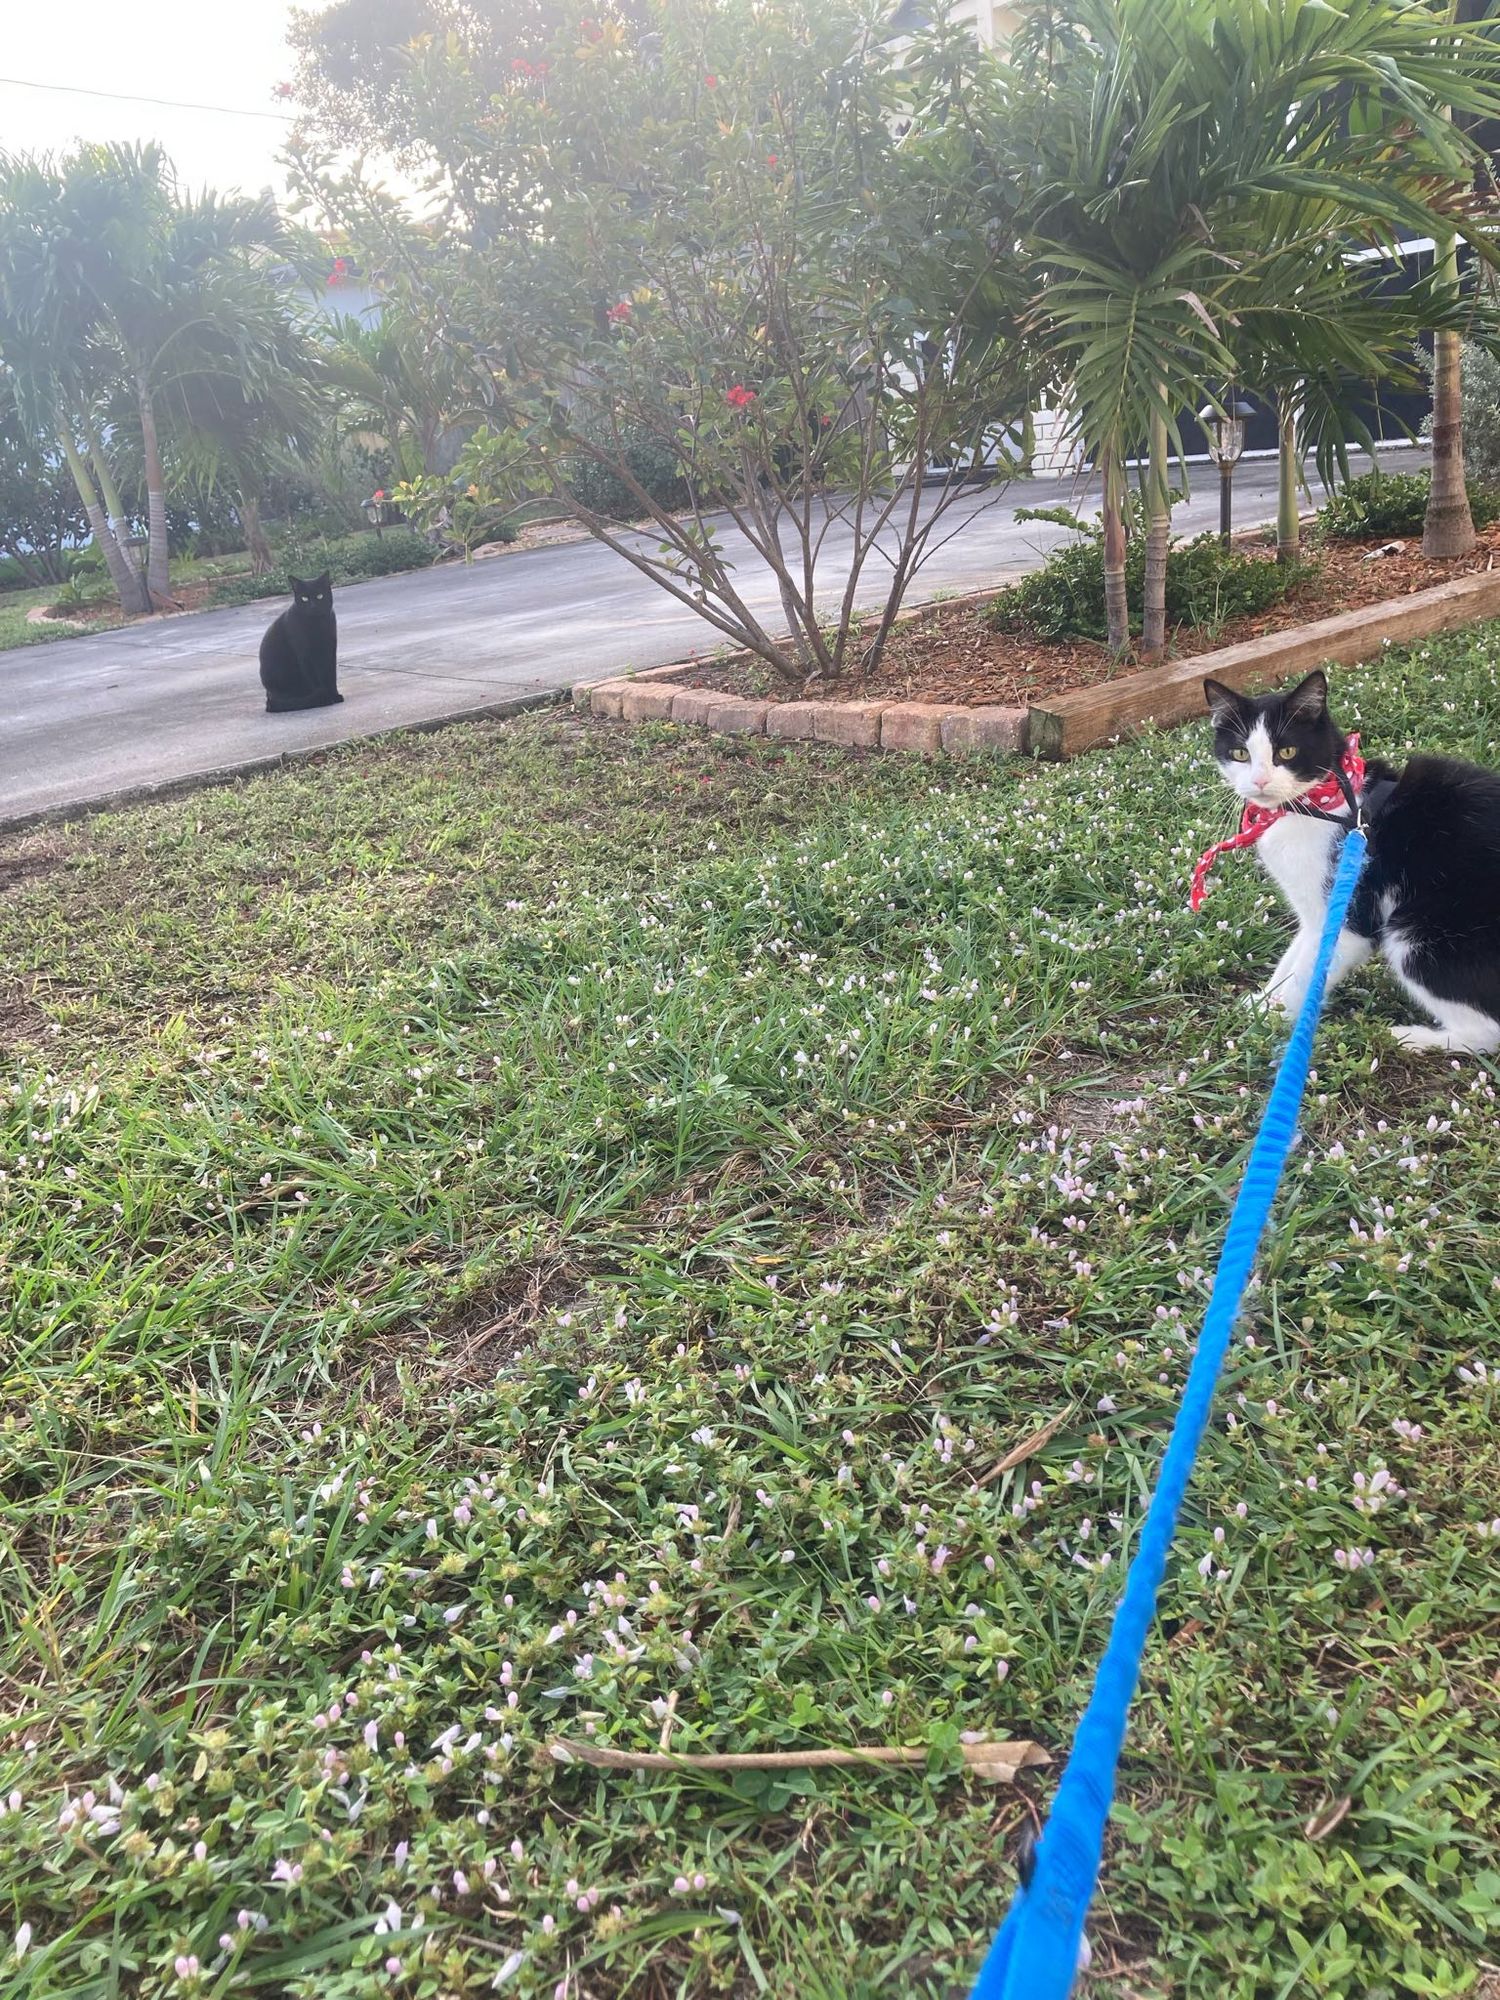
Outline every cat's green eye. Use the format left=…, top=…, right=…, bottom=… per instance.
left=1275, top=746, right=1298, bottom=763
left=1229, top=747, right=1250, bottom=762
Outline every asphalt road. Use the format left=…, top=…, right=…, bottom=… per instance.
left=0, top=455, right=1385, bottom=825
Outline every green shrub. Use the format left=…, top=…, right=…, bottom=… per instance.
left=1165, top=535, right=1295, bottom=627
left=318, top=528, right=440, bottom=579
left=65, top=545, right=108, bottom=582
left=1318, top=467, right=1500, bottom=541
left=203, top=530, right=440, bottom=610
left=199, top=573, right=283, bottom=609
left=566, top=420, right=689, bottom=520
left=988, top=528, right=1296, bottom=642
left=989, top=532, right=1111, bottom=639
left=47, top=572, right=114, bottom=615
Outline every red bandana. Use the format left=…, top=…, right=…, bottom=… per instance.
left=1190, top=735, right=1364, bottom=913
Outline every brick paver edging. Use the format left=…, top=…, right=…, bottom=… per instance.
left=577, top=571, right=1500, bottom=762
left=571, top=586, right=1025, bottom=757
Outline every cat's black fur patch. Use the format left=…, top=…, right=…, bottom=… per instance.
left=259, top=574, right=341, bottom=713
left=1343, top=753, right=1500, bottom=1021
left=1205, top=672, right=1500, bottom=1042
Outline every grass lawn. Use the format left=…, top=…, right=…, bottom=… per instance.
left=1, top=631, right=1498, bottom=2000
left=0, top=579, right=114, bottom=652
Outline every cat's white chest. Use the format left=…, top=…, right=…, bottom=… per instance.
left=1255, top=815, right=1344, bottom=926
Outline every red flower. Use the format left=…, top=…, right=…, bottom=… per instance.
left=580, top=16, right=602, bottom=40
left=766, top=153, right=778, bottom=167
left=332, top=256, right=348, bottom=273
left=273, top=81, right=294, bottom=100
left=536, top=59, right=550, bottom=74
left=606, top=299, right=632, bottom=324
left=511, top=56, right=534, bottom=74
left=704, top=72, right=719, bottom=88
left=373, top=490, right=386, bottom=501
left=726, top=384, right=756, bottom=410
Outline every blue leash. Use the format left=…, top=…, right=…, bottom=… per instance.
left=969, top=825, right=1369, bottom=2000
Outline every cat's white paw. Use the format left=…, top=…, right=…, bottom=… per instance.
left=1246, top=986, right=1293, bottom=1016
left=1390, top=1024, right=1445, bottom=1053
left=1390, top=1022, right=1500, bottom=1055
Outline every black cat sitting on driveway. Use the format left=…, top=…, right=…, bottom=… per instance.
left=259, top=574, right=341, bottom=713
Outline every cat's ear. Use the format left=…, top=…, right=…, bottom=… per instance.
left=1282, top=670, right=1328, bottom=722
left=1203, top=679, right=1247, bottom=730
left=314, top=573, right=332, bottom=589
left=289, top=576, right=306, bottom=590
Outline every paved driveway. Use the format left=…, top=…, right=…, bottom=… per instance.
left=0, top=456, right=1357, bottom=824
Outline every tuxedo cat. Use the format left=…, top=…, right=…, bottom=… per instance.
left=1202, top=670, right=1500, bottom=1053
left=259, top=574, right=341, bottom=713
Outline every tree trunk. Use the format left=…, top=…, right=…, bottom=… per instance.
left=87, top=425, right=135, bottom=569
left=1102, top=443, right=1130, bottom=656
left=239, top=494, right=274, bottom=574
left=1277, top=395, right=1301, bottom=564
left=136, top=371, right=175, bottom=607
left=1140, top=400, right=1170, bottom=659
left=59, top=433, right=148, bottom=614
left=1424, top=324, right=1475, bottom=559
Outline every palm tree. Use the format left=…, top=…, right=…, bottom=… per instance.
left=0, top=152, right=150, bottom=612
left=0, top=374, right=87, bottom=587
left=1425, top=315, right=1476, bottom=556
left=0, top=145, right=289, bottom=613
left=1000, top=0, right=1500, bottom=657
left=1232, top=236, right=1494, bottom=565
left=153, top=264, right=327, bottom=572
left=66, top=145, right=286, bottom=606
left=318, top=311, right=471, bottom=480
left=1422, top=0, right=1500, bottom=559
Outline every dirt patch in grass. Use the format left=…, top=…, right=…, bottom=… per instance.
left=366, top=1250, right=583, bottom=1408
left=674, top=521, right=1500, bottom=708
left=0, top=837, right=69, bottom=895
left=31, top=574, right=259, bottom=633
left=0, top=992, right=49, bottom=1049
left=32, top=599, right=130, bottom=635
left=433, top=1254, right=580, bottom=1387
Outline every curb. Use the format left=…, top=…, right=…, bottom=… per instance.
left=0, top=686, right=569, bottom=837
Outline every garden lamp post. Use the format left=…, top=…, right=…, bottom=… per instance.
left=1199, top=395, right=1256, bottom=549
left=363, top=492, right=392, bottom=540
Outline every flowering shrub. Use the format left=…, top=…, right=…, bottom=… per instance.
left=291, top=0, right=1028, bottom=684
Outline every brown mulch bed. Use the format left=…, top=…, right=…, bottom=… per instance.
left=34, top=576, right=241, bottom=630
left=674, top=522, right=1500, bottom=709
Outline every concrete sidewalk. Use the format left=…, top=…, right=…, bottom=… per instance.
left=0, top=456, right=1355, bottom=827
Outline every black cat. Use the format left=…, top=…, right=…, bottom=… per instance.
left=1203, top=669, right=1500, bottom=1052
left=259, top=574, right=342, bottom=713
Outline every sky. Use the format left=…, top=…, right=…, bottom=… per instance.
left=0, top=0, right=305, bottom=202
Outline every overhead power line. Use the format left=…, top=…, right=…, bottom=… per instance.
left=0, top=75, right=295, bottom=122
